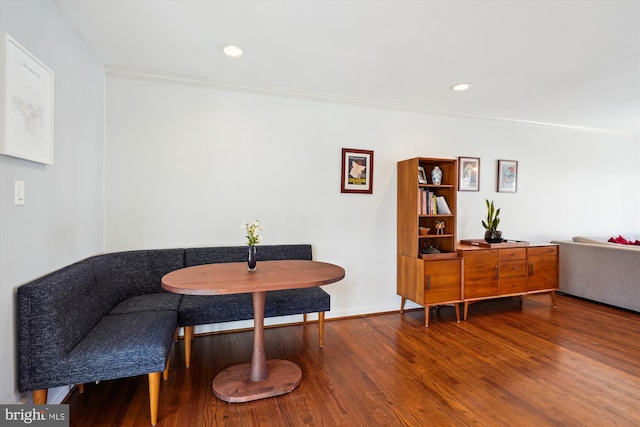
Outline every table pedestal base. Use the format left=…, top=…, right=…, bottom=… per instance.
left=212, top=359, right=302, bottom=403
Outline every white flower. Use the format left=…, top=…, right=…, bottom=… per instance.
left=243, top=220, right=262, bottom=246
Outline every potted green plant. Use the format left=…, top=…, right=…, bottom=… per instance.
left=482, top=199, right=503, bottom=243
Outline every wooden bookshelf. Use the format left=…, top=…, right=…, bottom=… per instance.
left=397, top=157, right=461, bottom=327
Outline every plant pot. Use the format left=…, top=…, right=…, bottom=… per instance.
left=484, top=230, right=503, bottom=244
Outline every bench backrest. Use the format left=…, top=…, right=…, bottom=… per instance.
left=184, top=244, right=312, bottom=267
left=89, top=249, right=185, bottom=314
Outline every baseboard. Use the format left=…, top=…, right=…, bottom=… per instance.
left=47, top=386, right=70, bottom=404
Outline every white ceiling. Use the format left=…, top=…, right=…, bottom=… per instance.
left=54, top=0, right=640, bottom=134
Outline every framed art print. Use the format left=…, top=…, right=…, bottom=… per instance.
left=458, top=156, right=480, bottom=191
left=0, top=33, right=54, bottom=164
left=497, top=159, right=518, bottom=193
left=341, top=148, right=373, bottom=194
left=418, top=166, right=427, bottom=184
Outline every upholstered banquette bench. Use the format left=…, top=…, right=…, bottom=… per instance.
left=17, top=244, right=330, bottom=425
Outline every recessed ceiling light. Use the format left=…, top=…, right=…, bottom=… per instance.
left=223, top=44, right=243, bottom=59
left=451, top=83, right=471, bottom=91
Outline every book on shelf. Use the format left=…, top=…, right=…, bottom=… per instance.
left=418, top=188, right=426, bottom=214
left=435, top=196, right=451, bottom=215
left=418, top=188, right=441, bottom=215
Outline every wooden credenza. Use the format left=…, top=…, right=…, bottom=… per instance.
left=457, top=242, right=559, bottom=320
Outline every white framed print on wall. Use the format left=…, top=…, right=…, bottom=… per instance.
left=0, top=33, right=54, bottom=165
left=497, top=159, right=518, bottom=193
left=458, top=156, right=480, bottom=191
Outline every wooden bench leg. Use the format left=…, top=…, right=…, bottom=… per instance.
left=32, top=389, right=47, bottom=404
left=184, top=325, right=194, bottom=367
left=77, top=383, right=85, bottom=393
left=303, top=313, right=308, bottom=323
left=318, top=311, right=325, bottom=347
left=173, top=327, right=179, bottom=343
left=148, top=372, right=161, bottom=425
left=163, top=355, right=171, bottom=380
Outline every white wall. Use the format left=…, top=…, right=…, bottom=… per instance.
left=0, top=0, right=105, bottom=404
left=105, top=74, right=639, bottom=325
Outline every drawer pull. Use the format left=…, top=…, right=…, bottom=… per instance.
left=529, top=263, right=534, bottom=276
left=494, top=266, right=499, bottom=280
left=426, top=275, right=431, bottom=291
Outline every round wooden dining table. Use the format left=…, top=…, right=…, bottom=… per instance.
left=161, top=259, right=345, bottom=403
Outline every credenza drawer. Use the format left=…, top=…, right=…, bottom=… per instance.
left=500, top=248, right=527, bottom=260
left=500, top=276, right=528, bottom=294
left=500, top=259, right=527, bottom=278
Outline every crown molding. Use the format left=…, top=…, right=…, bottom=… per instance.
left=104, top=65, right=631, bottom=136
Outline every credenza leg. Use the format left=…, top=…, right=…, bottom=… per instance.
left=424, top=306, right=430, bottom=327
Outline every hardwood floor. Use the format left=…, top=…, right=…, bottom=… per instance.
left=64, top=294, right=640, bottom=426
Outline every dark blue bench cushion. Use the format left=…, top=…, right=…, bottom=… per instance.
left=184, top=244, right=312, bottom=267
left=108, top=293, right=183, bottom=315
left=17, top=262, right=104, bottom=393
left=179, top=287, right=330, bottom=327
left=90, top=249, right=185, bottom=314
left=40, top=311, right=176, bottom=390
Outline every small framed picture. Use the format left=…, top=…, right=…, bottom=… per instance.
left=497, top=159, right=518, bottom=193
left=418, top=166, right=427, bottom=184
left=458, top=157, right=480, bottom=191
left=341, top=148, right=373, bottom=194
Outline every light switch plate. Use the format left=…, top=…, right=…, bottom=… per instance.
left=15, top=180, right=25, bottom=205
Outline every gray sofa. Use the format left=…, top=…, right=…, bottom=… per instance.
left=17, top=244, right=330, bottom=425
left=552, top=237, right=640, bottom=313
